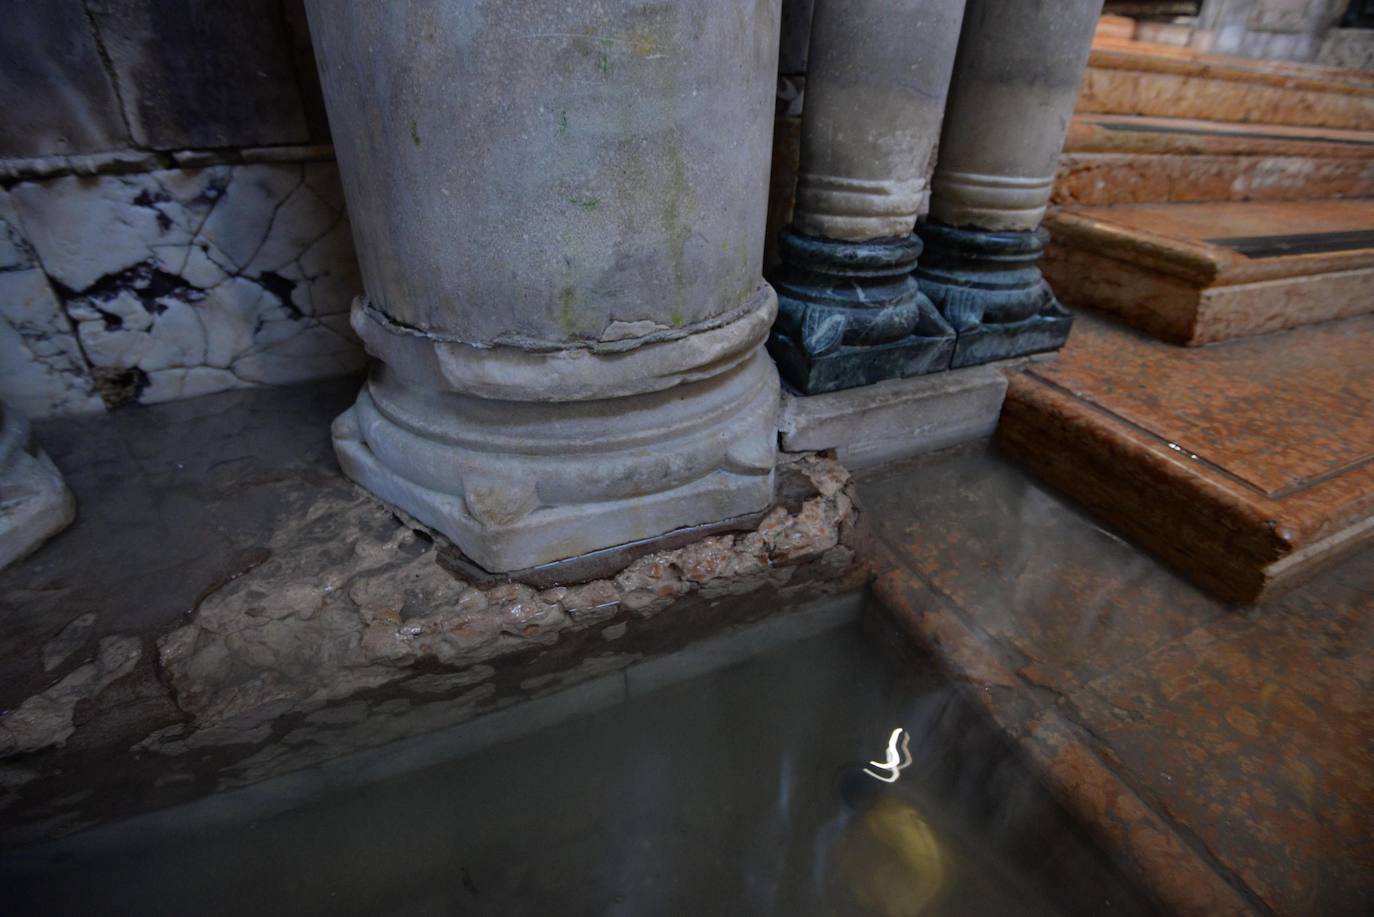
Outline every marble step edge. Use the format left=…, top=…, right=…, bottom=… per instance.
left=1065, top=114, right=1374, bottom=158
left=1054, top=152, right=1374, bottom=207
left=1043, top=207, right=1374, bottom=287
left=997, top=371, right=1374, bottom=604
left=1089, top=39, right=1374, bottom=95
left=1042, top=243, right=1374, bottom=346
left=1081, top=45, right=1374, bottom=131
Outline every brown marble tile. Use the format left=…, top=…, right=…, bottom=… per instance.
left=998, top=314, right=1374, bottom=603
left=1074, top=573, right=1374, bottom=916
left=861, top=442, right=1229, bottom=693
left=1030, top=317, right=1374, bottom=497
left=862, top=443, right=1374, bottom=917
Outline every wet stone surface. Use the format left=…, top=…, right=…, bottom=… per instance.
left=0, top=378, right=863, bottom=844
left=862, top=443, right=1374, bottom=917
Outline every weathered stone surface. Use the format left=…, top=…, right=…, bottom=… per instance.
left=779, top=363, right=1008, bottom=468
left=41, top=613, right=98, bottom=673
left=84, top=0, right=309, bottom=150
left=0, top=405, right=76, bottom=572
left=154, top=453, right=859, bottom=737
left=0, top=636, right=139, bottom=756
left=0, top=373, right=864, bottom=841
left=1319, top=27, right=1374, bottom=70
left=7, top=163, right=364, bottom=408
left=0, top=0, right=129, bottom=159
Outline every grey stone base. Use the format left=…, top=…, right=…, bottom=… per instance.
left=778, top=364, right=1010, bottom=469
left=333, top=349, right=780, bottom=573
left=767, top=329, right=955, bottom=395
left=0, top=406, right=75, bottom=571
left=952, top=301, right=1074, bottom=369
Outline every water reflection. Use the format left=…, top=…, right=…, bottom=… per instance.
left=863, top=728, right=913, bottom=783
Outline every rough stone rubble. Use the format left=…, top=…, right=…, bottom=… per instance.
left=1, top=455, right=860, bottom=794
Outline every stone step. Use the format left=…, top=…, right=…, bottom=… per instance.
left=998, top=312, right=1374, bottom=605
left=1056, top=114, right=1374, bottom=205
left=1080, top=39, right=1374, bottom=131
left=1042, top=198, right=1374, bottom=345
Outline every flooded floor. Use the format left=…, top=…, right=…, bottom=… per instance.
left=0, top=606, right=1154, bottom=917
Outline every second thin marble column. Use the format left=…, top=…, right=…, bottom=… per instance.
left=769, top=0, right=967, bottom=394
left=916, top=0, right=1103, bottom=368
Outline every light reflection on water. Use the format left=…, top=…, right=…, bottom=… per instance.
left=0, top=606, right=1158, bottom=917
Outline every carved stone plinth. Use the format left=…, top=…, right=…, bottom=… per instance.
left=0, top=405, right=74, bottom=571
left=771, top=0, right=966, bottom=394
left=915, top=222, right=1073, bottom=367
left=920, top=0, right=1101, bottom=366
left=307, top=0, right=782, bottom=572
left=767, top=231, right=954, bottom=394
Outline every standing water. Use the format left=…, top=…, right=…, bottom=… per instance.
left=0, top=600, right=1157, bottom=916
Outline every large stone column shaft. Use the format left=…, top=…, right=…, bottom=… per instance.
left=769, top=0, right=967, bottom=394
left=306, top=0, right=782, bottom=572
left=917, top=0, right=1102, bottom=368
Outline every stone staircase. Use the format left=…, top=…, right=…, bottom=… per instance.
left=999, top=36, right=1374, bottom=604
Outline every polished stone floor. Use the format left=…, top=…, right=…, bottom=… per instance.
left=861, top=443, right=1374, bottom=917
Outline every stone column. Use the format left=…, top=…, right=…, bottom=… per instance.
left=916, top=0, right=1102, bottom=368
left=0, top=405, right=75, bottom=571
left=305, top=1, right=782, bottom=573
left=769, top=0, right=967, bottom=394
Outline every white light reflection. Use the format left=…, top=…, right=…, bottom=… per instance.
left=862, top=728, right=912, bottom=784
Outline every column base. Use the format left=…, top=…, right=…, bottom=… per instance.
left=950, top=302, right=1074, bottom=368
left=915, top=221, right=1074, bottom=368
left=768, top=231, right=955, bottom=395
left=333, top=348, right=780, bottom=573
left=767, top=330, right=955, bottom=395
left=0, top=407, right=75, bottom=572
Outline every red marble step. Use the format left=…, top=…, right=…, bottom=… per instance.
left=997, top=313, right=1374, bottom=605
left=1056, top=114, right=1374, bottom=205
left=1042, top=198, right=1374, bottom=345
left=1081, top=38, right=1374, bottom=130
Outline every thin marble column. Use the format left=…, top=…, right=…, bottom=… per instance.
left=305, top=0, right=782, bottom=573
left=917, top=0, right=1103, bottom=367
left=769, top=0, right=967, bottom=394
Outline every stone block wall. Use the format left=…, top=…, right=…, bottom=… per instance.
left=0, top=0, right=364, bottom=418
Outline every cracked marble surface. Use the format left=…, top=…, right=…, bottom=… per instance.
left=1, top=161, right=364, bottom=414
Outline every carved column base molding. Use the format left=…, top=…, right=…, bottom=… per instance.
left=914, top=221, right=1073, bottom=368
left=767, top=230, right=954, bottom=395
left=333, top=294, right=780, bottom=573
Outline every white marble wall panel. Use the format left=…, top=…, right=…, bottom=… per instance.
left=0, top=161, right=365, bottom=413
